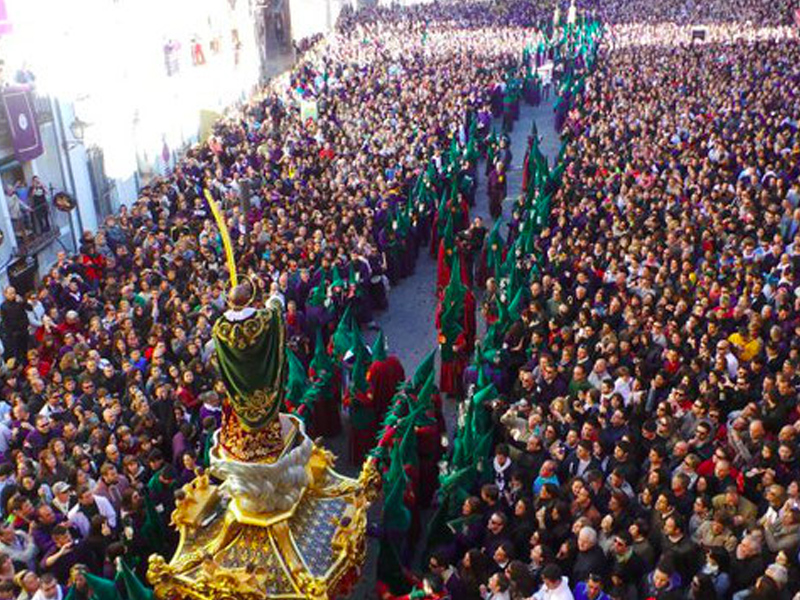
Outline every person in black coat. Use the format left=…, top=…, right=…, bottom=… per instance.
left=460, top=548, right=492, bottom=600
left=508, top=496, right=536, bottom=555
left=0, top=286, right=31, bottom=364
left=607, top=530, right=646, bottom=587
left=450, top=496, right=485, bottom=560
left=660, top=514, right=701, bottom=584
left=730, top=534, right=766, bottom=593
left=507, top=559, right=537, bottom=598
left=482, top=512, right=513, bottom=558
left=571, top=526, right=608, bottom=584
left=428, top=552, right=467, bottom=600
left=561, top=440, right=602, bottom=481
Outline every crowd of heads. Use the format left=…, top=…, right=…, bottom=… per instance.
left=428, top=0, right=800, bottom=599
left=0, top=1, right=557, bottom=599
left=0, top=0, right=798, bottom=597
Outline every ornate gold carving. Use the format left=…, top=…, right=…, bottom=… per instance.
left=294, top=571, right=328, bottom=600
left=146, top=555, right=175, bottom=600
left=306, top=446, right=337, bottom=490
left=196, top=554, right=269, bottom=596
left=150, top=398, right=378, bottom=599
left=227, top=492, right=303, bottom=528
left=331, top=501, right=367, bottom=565
left=358, top=457, right=382, bottom=504
left=172, top=473, right=218, bottom=529
left=220, top=413, right=284, bottom=462
left=148, top=455, right=378, bottom=599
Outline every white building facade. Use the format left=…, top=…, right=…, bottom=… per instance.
left=0, top=0, right=265, bottom=286
left=0, top=0, right=362, bottom=288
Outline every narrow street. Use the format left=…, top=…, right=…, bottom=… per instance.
left=337, top=98, right=562, bottom=598
left=374, top=98, right=561, bottom=428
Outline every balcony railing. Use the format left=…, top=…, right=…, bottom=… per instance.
left=13, top=201, right=62, bottom=256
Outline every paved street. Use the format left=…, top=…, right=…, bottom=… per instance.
left=334, top=98, right=561, bottom=600
left=376, top=98, right=560, bottom=400
left=332, top=99, right=560, bottom=599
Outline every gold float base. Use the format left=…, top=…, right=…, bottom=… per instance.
left=147, top=441, right=380, bottom=600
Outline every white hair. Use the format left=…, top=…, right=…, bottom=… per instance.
left=579, top=526, right=597, bottom=546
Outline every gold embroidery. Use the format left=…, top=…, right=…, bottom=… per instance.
left=229, top=388, right=281, bottom=430
left=220, top=413, right=284, bottom=463
left=212, top=312, right=268, bottom=350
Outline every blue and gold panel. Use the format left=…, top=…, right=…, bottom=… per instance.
left=289, top=495, right=347, bottom=577
left=215, top=525, right=296, bottom=595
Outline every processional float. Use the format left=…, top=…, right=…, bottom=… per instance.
left=147, top=191, right=380, bottom=599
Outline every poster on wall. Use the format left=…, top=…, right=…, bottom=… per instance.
left=164, top=40, right=181, bottom=77
left=2, top=85, right=43, bottom=162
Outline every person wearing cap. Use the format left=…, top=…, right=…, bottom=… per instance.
left=50, top=484, right=72, bottom=520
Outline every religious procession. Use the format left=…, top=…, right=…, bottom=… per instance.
left=0, top=0, right=798, bottom=598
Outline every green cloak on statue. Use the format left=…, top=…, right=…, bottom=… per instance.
left=213, top=296, right=287, bottom=430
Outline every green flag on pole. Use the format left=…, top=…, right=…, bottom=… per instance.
left=371, top=330, right=387, bottom=363
left=332, top=305, right=356, bottom=358
left=118, top=559, right=155, bottom=600
left=285, top=348, right=308, bottom=407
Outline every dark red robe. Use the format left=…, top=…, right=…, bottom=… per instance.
left=439, top=331, right=468, bottom=396
left=348, top=391, right=377, bottom=466
left=367, top=356, right=406, bottom=420
left=416, top=418, right=443, bottom=508
left=310, top=366, right=343, bottom=438
left=436, top=245, right=471, bottom=294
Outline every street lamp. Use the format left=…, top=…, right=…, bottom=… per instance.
left=63, top=116, right=90, bottom=151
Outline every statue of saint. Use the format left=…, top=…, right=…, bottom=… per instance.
left=213, top=280, right=288, bottom=462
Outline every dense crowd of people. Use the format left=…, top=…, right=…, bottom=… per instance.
left=397, top=0, right=800, bottom=599
left=0, top=1, right=546, bottom=599
left=1, top=0, right=799, bottom=598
